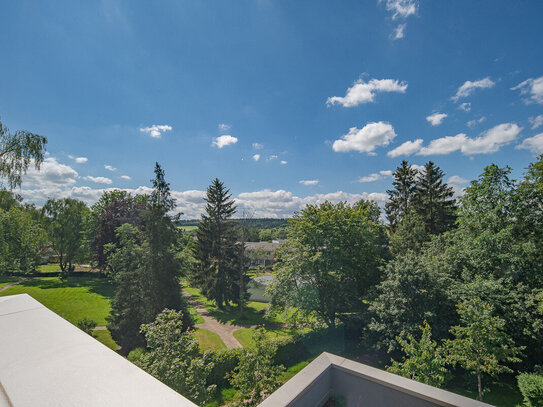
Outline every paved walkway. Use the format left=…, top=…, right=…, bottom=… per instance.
left=182, top=288, right=255, bottom=349
left=0, top=278, right=28, bottom=293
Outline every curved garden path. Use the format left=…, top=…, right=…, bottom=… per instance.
left=181, top=288, right=258, bottom=349
left=0, top=278, right=28, bottom=293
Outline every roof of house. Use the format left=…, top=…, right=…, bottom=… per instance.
left=0, top=294, right=197, bottom=407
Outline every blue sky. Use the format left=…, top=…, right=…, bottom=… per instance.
left=1, top=0, right=542, bottom=217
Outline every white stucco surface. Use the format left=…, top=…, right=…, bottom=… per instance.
left=0, top=294, right=197, bottom=407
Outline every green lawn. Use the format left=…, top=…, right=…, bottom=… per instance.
left=0, top=276, right=19, bottom=289
left=0, top=277, right=114, bottom=325
left=36, top=264, right=61, bottom=273
left=93, top=329, right=119, bottom=351
left=233, top=327, right=311, bottom=348
left=195, top=328, right=227, bottom=351
left=183, top=282, right=288, bottom=325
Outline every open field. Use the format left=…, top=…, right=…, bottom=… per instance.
left=0, top=277, right=114, bottom=325
left=195, top=329, right=227, bottom=351
left=233, top=327, right=312, bottom=348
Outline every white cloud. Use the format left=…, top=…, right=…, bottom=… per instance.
left=426, top=112, right=448, bottom=126
left=252, top=154, right=261, bottom=162
left=410, top=164, right=425, bottom=173
left=389, top=123, right=522, bottom=157
left=512, top=76, right=543, bottom=104
left=252, top=142, right=264, bottom=150
left=380, top=170, right=393, bottom=177
left=74, top=157, right=88, bottom=163
left=140, top=125, right=172, bottom=139
left=84, top=176, right=113, bottom=185
left=120, top=175, right=131, bottom=180
left=22, top=157, right=78, bottom=188
left=452, top=77, right=495, bottom=102
left=358, top=174, right=381, bottom=183
left=218, top=123, right=231, bottom=132
left=517, top=133, right=543, bottom=154
left=387, top=139, right=423, bottom=157
left=448, top=176, right=468, bottom=185
left=381, top=0, right=417, bottom=19
left=467, top=117, right=486, bottom=128
left=418, top=134, right=468, bottom=156
left=299, top=180, right=319, bottom=186
left=333, top=121, right=397, bottom=154
left=327, top=78, right=407, bottom=107
left=459, top=102, right=471, bottom=112
left=280, top=160, right=288, bottom=165
left=392, top=23, right=406, bottom=40
left=212, top=135, right=238, bottom=148
left=104, top=165, right=116, bottom=171
left=529, top=115, right=543, bottom=130
left=267, top=155, right=278, bottom=161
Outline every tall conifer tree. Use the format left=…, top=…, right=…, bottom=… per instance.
left=385, top=160, right=419, bottom=229
left=414, top=161, right=457, bottom=235
left=193, top=178, right=241, bottom=309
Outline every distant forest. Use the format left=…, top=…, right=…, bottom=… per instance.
left=176, top=218, right=288, bottom=229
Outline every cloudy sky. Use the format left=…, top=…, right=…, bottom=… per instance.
left=1, top=1, right=542, bottom=218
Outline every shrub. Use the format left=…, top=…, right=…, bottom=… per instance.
left=76, top=318, right=97, bottom=336
left=518, top=373, right=543, bottom=407
left=207, top=348, right=243, bottom=388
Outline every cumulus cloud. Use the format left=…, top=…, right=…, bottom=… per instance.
left=212, top=135, right=238, bottom=148
left=381, top=0, right=417, bottom=19
left=529, top=115, right=543, bottom=130
left=387, top=139, right=423, bottom=157
left=388, top=123, right=522, bottom=157
left=326, top=78, right=407, bottom=107
left=452, top=77, right=495, bottom=102
left=516, top=133, right=543, bottom=154
left=252, top=154, right=261, bottom=162
left=120, top=175, right=131, bottom=180
left=84, top=176, right=113, bottom=184
left=448, top=176, right=468, bottom=185
left=218, top=123, right=231, bottom=132
left=426, top=112, right=448, bottom=126
left=467, top=117, right=486, bottom=128
left=104, top=165, right=116, bottom=171
left=280, top=160, right=288, bottom=165
left=358, top=170, right=393, bottom=183
left=299, top=180, right=319, bottom=186
left=512, top=76, right=543, bottom=104
left=68, top=155, right=88, bottom=163
left=22, top=157, right=78, bottom=188
left=333, top=122, right=397, bottom=154
left=459, top=102, right=471, bottom=112
left=140, top=125, right=172, bottom=139
left=267, top=155, right=278, bottom=161
left=252, top=142, right=264, bottom=150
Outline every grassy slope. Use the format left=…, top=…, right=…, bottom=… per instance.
left=195, top=329, right=227, bottom=351
left=0, top=276, right=18, bottom=289
left=93, top=329, right=119, bottom=351
left=233, top=327, right=311, bottom=348
left=0, top=277, right=114, bottom=325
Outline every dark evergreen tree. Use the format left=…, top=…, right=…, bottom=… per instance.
left=414, top=161, right=457, bottom=235
left=385, top=160, right=419, bottom=229
left=193, top=178, right=242, bottom=309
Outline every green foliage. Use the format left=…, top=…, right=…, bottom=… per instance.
left=385, top=160, right=418, bottom=229
left=446, top=298, right=523, bottom=401
left=388, top=210, right=429, bottom=257
left=387, top=321, right=449, bottom=388
left=207, top=348, right=244, bottom=388
left=0, top=203, right=47, bottom=274
left=138, top=309, right=216, bottom=404
left=268, top=200, right=385, bottom=328
left=193, top=178, right=245, bottom=308
left=229, top=329, right=285, bottom=406
left=42, top=198, right=90, bottom=277
left=76, top=317, right=97, bottom=335
left=0, top=118, right=47, bottom=189
left=518, top=373, right=543, bottom=407
left=258, top=227, right=287, bottom=242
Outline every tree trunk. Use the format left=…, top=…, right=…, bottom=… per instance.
left=477, top=367, right=482, bottom=401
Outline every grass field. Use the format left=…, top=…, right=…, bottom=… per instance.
left=0, top=276, right=18, bottom=289
left=36, top=264, right=62, bottom=273
left=232, top=327, right=312, bottom=348
left=178, top=225, right=198, bottom=232
left=183, top=282, right=288, bottom=325
left=93, top=329, right=119, bottom=351
left=0, top=277, right=114, bottom=325
left=195, top=328, right=227, bottom=351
